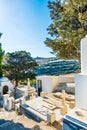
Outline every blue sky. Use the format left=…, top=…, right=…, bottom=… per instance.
left=0, top=0, right=54, bottom=57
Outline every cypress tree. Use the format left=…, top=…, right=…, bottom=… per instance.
left=45, top=0, right=87, bottom=59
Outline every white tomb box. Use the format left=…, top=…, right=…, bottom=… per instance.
left=6, top=97, right=14, bottom=111
left=47, top=112, right=56, bottom=123
left=75, top=35, right=87, bottom=110
left=24, top=86, right=28, bottom=97
left=63, top=107, right=87, bottom=130
left=3, top=94, right=9, bottom=108
left=20, top=97, right=25, bottom=105
left=75, top=74, right=87, bottom=110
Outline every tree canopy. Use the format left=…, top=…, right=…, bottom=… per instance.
left=45, top=0, right=87, bottom=59
left=3, top=51, right=38, bottom=86
left=0, top=33, right=4, bottom=77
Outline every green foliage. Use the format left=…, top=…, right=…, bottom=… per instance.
left=0, top=33, right=4, bottom=77
left=45, top=0, right=87, bottom=59
left=3, top=51, right=38, bottom=86
left=21, top=80, right=27, bottom=85
left=30, top=79, right=36, bottom=86
left=15, top=109, right=19, bottom=115
left=19, top=79, right=36, bottom=86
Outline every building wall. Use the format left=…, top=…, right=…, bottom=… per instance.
left=36, top=76, right=59, bottom=93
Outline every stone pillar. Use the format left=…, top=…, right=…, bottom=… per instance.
left=62, top=90, right=66, bottom=106
left=27, top=78, right=30, bottom=90
left=81, top=35, right=87, bottom=74
left=61, top=90, right=68, bottom=115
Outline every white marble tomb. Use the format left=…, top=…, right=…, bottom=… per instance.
left=0, top=77, right=14, bottom=95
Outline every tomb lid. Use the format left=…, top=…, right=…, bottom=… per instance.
left=0, top=77, right=9, bottom=82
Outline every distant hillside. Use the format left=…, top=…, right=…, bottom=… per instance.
left=34, top=57, right=57, bottom=65
left=34, top=57, right=80, bottom=76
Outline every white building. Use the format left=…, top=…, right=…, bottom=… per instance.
left=36, top=75, right=59, bottom=95
left=0, top=77, right=14, bottom=95
left=36, top=75, right=75, bottom=95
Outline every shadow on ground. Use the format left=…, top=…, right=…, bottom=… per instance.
left=0, top=119, right=31, bottom=130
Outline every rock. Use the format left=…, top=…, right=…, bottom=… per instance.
left=66, top=83, right=75, bottom=94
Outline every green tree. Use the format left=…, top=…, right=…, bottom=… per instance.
left=45, top=0, right=87, bottom=59
left=3, top=51, right=38, bottom=86
left=0, top=33, right=4, bottom=77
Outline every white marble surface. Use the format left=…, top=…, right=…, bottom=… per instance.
left=81, top=35, right=87, bottom=74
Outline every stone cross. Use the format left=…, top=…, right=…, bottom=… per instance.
left=27, top=78, right=30, bottom=89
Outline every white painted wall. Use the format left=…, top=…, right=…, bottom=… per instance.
left=81, top=35, right=87, bottom=74
left=53, top=77, right=60, bottom=90
left=59, top=75, right=74, bottom=83
left=36, top=76, right=59, bottom=93
left=42, top=77, right=52, bottom=93
left=75, top=74, right=87, bottom=110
